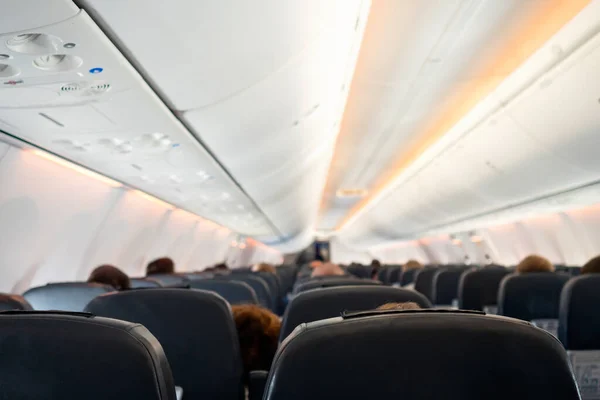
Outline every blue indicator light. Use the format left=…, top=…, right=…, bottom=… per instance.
left=89, top=67, right=103, bottom=74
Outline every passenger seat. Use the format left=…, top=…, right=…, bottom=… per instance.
left=265, top=310, right=579, bottom=399
left=559, top=274, right=600, bottom=399
left=498, top=273, right=570, bottom=337
left=0, top=293, right=32, bottom=311
left=23, top=282, right=114, bottom=311
left=86, top=288, right=244, bottom=400
left=0, top=311, right=175, bottom=399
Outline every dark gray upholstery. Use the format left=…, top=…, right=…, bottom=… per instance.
left=130, top=277, right=163, bottom=288
left=0, top=293, right=32, bottom=311
left=498, top=273, right=570, bottom=321
left=388, top=267, right=403, bottom=284
left=559, top=274, right=600, bottom=350
left=146, top=274, right=190, bottom=287
left=413, top=267, right=440, bottom=301
left=458, top=267, right=511, bottom=311
left=432, top=266, right=471, bottom=305
left=86, top=289, right=244, bottom=400
left=23, top=282, right=114, bottom=311
left=293, top=277, right=380, bottom=294
left=400, top=268, right=417, bottom=286
left=190, top=280, right=258, bottom=305
left=219, top=274, right=272, bottom=310
left=266, top=311, right=580, bottom=400
left=0, top=311, right=175, bottom=399
left=280, top=286, right=431, bottom=340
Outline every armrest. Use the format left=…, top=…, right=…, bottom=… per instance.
left=248, top=370, right=269, bottom=400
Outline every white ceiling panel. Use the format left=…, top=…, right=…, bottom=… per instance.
left=79, top=0, right=356, bottom=111
left=337, top=1, right=600, bottom=249
left=318, top=0, right=548, bottom=230
left=0, top=8, right=278, bottom=239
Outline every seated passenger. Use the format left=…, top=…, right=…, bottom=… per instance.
left=252, top=263, right=276, bottom=274
left=309, top=260, right=323, bottom=269
left=311, top=262, right=345, bottom=278
left=516, top=255, right=555, bottom=273
left=371, top=259, right=382, bottom=279
left=87, top=264, right=130, bottom=290
left=404, top=259, right=423, bottom=271
left=581, top=255, right=600, bottom=274
left=146, top=257, right=175, bottom=276
left=377, top=302, right=421, bottom=311
left=231, top=304, right=281, bottom=382
left=214, top=262, right=229, bottom=271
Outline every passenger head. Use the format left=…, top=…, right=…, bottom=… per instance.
left=214, top=262, right=229, bottom=271
left=88, top=264, right=130, bottom=290
left=404, top=260, right=423, bottom=271
left=231, top=304, right=281, bottom=382
left=516, top=255, right=555, bottom=273
left=146, top=257, right=175, bottom=276
left=370, top=259, right=381, bottom=279
left=252, top=263, right=276, bottom=274
left=309, top=260, right=323, bottom=269
left=311, top=262, right=345, bottom=278
left=582, top=255, right=600, bottom=275
left=371, top=259, right=382, bottom=268
left=376, top=302, right=422, bottom=311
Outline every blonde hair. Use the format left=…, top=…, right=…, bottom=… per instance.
left=311, top=262, right=345, bottom=278
left=516, top=255, right=555, bottom=273
left=404, top=260, right=423, bottom=271
left=377, top=302, right=421, bottom=311
left=252, top=263, right=276, bottom=274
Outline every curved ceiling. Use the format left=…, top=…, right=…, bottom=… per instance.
left=335, top=0, right=600, bottom=249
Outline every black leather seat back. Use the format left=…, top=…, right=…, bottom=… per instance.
left=293, top=277, right=381, bottom=294
left=0, top=293, right=32, bottom=311
left=190, top=280, right=258, bottom=305
left=432, top=267, right=471, bottom=305
left=498, top=273, right=570, bottom=321
left=130, top=278, right=162, bottom=288
left=266, top=311, right=580, bottom=400
left=219, top=274, right=272, bottom=309
left=388, top=267, right=402, bottom=284
left=86, top=289, right=244, bottom=400
left=0, top=311, right=175, bottom=400
left=23, top=282, right=115, bottom=311
left=280, top=286, right=431, bottom=340
left=458, top=267, right=511, bottom=311
left=146, top=274, right=190, bottom=287
left=346, top=264, right=372, bottom=279
left=559, top=275, right=600, bottom=350
left=414, top=267, right=439, bottom=301
left=400, top=268, right=417, bottom=286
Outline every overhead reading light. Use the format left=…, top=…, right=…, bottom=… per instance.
left=336, top=188, right=368, bottom=198
left=451, top=238, right=462, bottom=246
left=30, top=149, right=122, bottom=188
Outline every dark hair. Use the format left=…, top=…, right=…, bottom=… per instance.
left=88, top=265, right=130, bottom=290
left=582, top=255, right=600, bottom=275
left=516, top=255, right=554, bottom=273
left=146, top=257, right=175, bottom=276
left=231, top=304, right=281, bottom=382
left=371, top=259, right=382, bottom=267
left=214, top=263, right=229, bottom=271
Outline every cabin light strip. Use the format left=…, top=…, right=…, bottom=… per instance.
left=334, top=0, right=592, bottom=233
left=28, top=148, right=280, bottom=253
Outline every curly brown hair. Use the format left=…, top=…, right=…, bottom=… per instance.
left=231, top=304, right=281, bottom=381
left=516, top=255, right=554, bottom=273
left=376, top=302, right=421, bottom=311
left=146, top=257, right=175, bottom=275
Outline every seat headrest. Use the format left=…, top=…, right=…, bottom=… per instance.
left=0, top=293, right=32, bottom=311
left=189, top=279, right=259, bottom=305
left=559, top=274, right=600, bottom=349
left=458, top=267, right=511, bottom=311
left=293, top=277, right=380, bottom=294
left=400, top=268, right=418, bottom=285
left=498, top=273, right=570, bottom=321
left=85, top=288, right=244, bottom=400
left=0, top=311, right=175, bottom=399
left=281, top=286, right=432, bottom=340
left=266, top=311, right=579, bottom=400
left=219, top=274, right=273, bottom=309
left=23, top=282, right=115, bottom=311
left=432, top=267, right=471, bottom=305
left=145, top=274, right=190, bottom=287
left=413, top=267, right=440, bottom=301
left=130, top=278, right=163, bottom=288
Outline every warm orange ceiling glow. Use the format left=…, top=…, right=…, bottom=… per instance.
left=330, top=0, right=591, bottom=231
